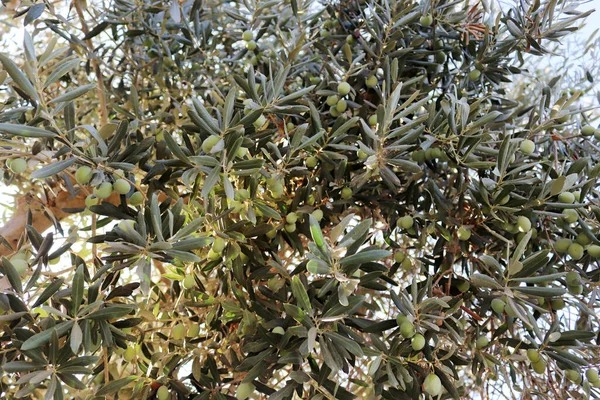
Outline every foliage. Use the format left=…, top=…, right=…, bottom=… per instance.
left=0, top=0, right=598, bottom=399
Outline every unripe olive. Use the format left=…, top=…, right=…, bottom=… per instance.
left=326, top=95, right=339, bottom=106
left=491, top=298, right=506, bottom=314
left=236, top=147, right=248, bottom=158
left=527, top=349, right=540, bottom=362
left=10, top=259, right=28, bottom=276
left=284, top=223, right=296, bottom=233
left=129, top=191, right=143, bottom=206
left=563, top=209, right=578, bottom=223
left=568, top=284, right=583, bottom=295
left=202, top=135, right=221, bottom=153
left=595, top=129, right=600, bottom=140
left=320, top=29, right=330, bottom=38
left=253, top=114, right=267, bottom=128
left=551, top=298, right=565, bottom=310
left=517, top=216, right=532, bottom=232
left=554, top=238, right=572, bottom=253
left=246, top=40, right=257, bottom=51
left=94, top=182, right=113, bottom=199
left=586, top=369, right=599, bottom=383
left=476, top=336, right=489, bottom=349
left=236, top=382, right=255, bottom=400
left=434, top=51, right=446, bottom=64
left=532, top=360, right=546, bottom=374
left=520, top=139, right=535, bottom=155
left=335, top=99, right=347, bottom=113
left=207, top=249, right=221, bottom=261
left=212, top=237, right=226, bottom=254
left=456, top=281, right=470, bottom=292
left=187, top=323, right=200, bottom=337
left=365, top=75, right=378, bottom=88
left=394, top=252, right=406, bottom=263
left=242, top=30, right=253, bottom=41
left=576, top=232, right=592, bottom=246
left=566, top=369, right=582, bottom=384
left=411, top=334, right=425, bottom=351
left=581, top=125, right=596, bottom=136
left=400, top=321, right=415, bottom=338
left=345, top=35, right=356, bottom=44
left=311, top=209, right=323, bottom=221
left=368, top=115, right=377, bottom=126
left=305, top=156, right=318, bottom=168
left=266, top=229, right=277, bottom=239
left=85, top=195, right=99, bottom=208
left=286, top=212, right=298, bottom=224
left=566, top=271, right=581, bottom=286
left=423, top=374, right=442, bottom=396
left=156, top=385, right=170, bottom=400
left=123, top=346, right=136, bottom=362
left=588, top=244, right=600, bottom=258
left=337, top=82, right=351, bottom=96
left=468, top=69, right=481, bottom=81
left=272, top=326, right=285, bottom=335
left=75, top=166, right=93, bottom=185
left=182, top=275, right=195, bottom=289
left=329, top=107, right=340, bottom=117
left=399, top=215, right=414, bottom=229
left=113, top=178, right=131, bottom=195
left=401, top=257, right=412, bottom=271
left=357, top=149, right=368, bottom=160
left=457, top=226, right=471, bottom=241
left=396, top=314, right=409, bottom=326
left=568, top=242, right=584, bottom=260
left=420, top=15, right=433, bottom=27
left=558, top=192, right=575, bottom=204
left=171, top=323, right=186, bottom=340
left=8, top=158, right=27, bottom=174
left=411, top=150, right=426, bottom=163
left=340, top=187, right=352, bottom=199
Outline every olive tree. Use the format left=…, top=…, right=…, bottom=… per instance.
left=0, top=0, right=598, bottom=399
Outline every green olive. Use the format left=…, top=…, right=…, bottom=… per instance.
left=113, top=178, right=131, bottom=195
left=399, top=215, right=414, bottom=229
left=156, top=385, right=170, bottom=400
left=182, top=275, right=195, bottom=289
left=242, top=30, right=253, bottom=41
left=423, top=374, right=442, bottom=396
left=129, top=191, right=144, bottom=206
left=411, top=334, right=425, bottom=351
left=337, top=82, right=351, bottom=96
left=75, top=166, right=93, bottom=185
left=202, top=135, right=221, bottom=153
left=8, top=158, right=27, bottom=174
left=340, top=187, right=352, bottom=199
left=93, top=182, right=113, bottom=199
left=171, top=323, right=186, bottom=340
left=457, top=226, right=471, bottom=241
left=420, top=15, right=433, bottom=27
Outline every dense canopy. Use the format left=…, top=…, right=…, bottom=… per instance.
left=0, top=0, right=599, bottom=399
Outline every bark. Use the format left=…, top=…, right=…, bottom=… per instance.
left=0, top=190, right=119, bottom=257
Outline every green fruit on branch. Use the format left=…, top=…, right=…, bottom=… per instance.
left=457, top=226, right=471, bottom=241
left=171, top=323, right=186, bottom=340
left=587, top=244, right=600, bottom=258
left=476, top=336, right=489, bottom=349
left=554, top=238, right=572, bottom=253
left=326, top=95, right=339, bottom=106
left=236, top=382, right=255, bottom=400
left=399, top=215, right=414, bottom=229
left=242, top=30, right=253, bottom=41
left=183, top=275, right=195, bottom=289
left=520, top=139, right=535, bottom=154
left=558, top=192, right=575, bottom=204
left=566, top=369, right=582, bottom=384
left=517, top=216, right=532, bottom=232
left=85, top=195, right=99, bottom=208
left=284, top=223, right=296, bottom=233
left=75, top=166, right=93, bottom=185
left=532, top=360, right=546, bottom=374
left=129, top=191, right=143, bottom=206
left=123, top=346, right=136, bottom=362
left=272, top=326, right=285, bottom=335
left=563, top=209, right=578, bottom=223
left=113, top=178, right=131, bottom=195
left=566, top=271, right=581, bottom=286
left=8, top=158, right=27, bottom=174
left=423, top=374, right=442, bottom=396
left=400, top=321, right=415, bottom=338
left=212, top=237, right=226, bottom=254
left=305, top=156, right=318, bottom=168
left=202, top=135, right=221, bottom=153
left=468, top=69, right=481, bottom=81
left=340, top=187, right=352, bottom=199
left=527, top=349, right=540, bottom=362
left=157, top=385, right=170, bottom=400
left=365, top=75, right=378, bottom=88
left=586, top=369, right=599, bottom=383
left=581, top=125, right=596, bottom=136
left=337, top=82, right=351, bottom=96
left=311, top=209, right=323, bottom=221
left=491, top=298, right=506, bottom=314
left=94, top=182, right=113, bottom=199
left=335, top=99, right=347, bottom=112
left=246, top=40, right=257, bottom=50
left=411, top=334, right=425, bottom=351
left=420, top=15, right=433, bottom=27
left=368, top=115, right=377, bottom=126
left=567, top=242, right=584, bottom=260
